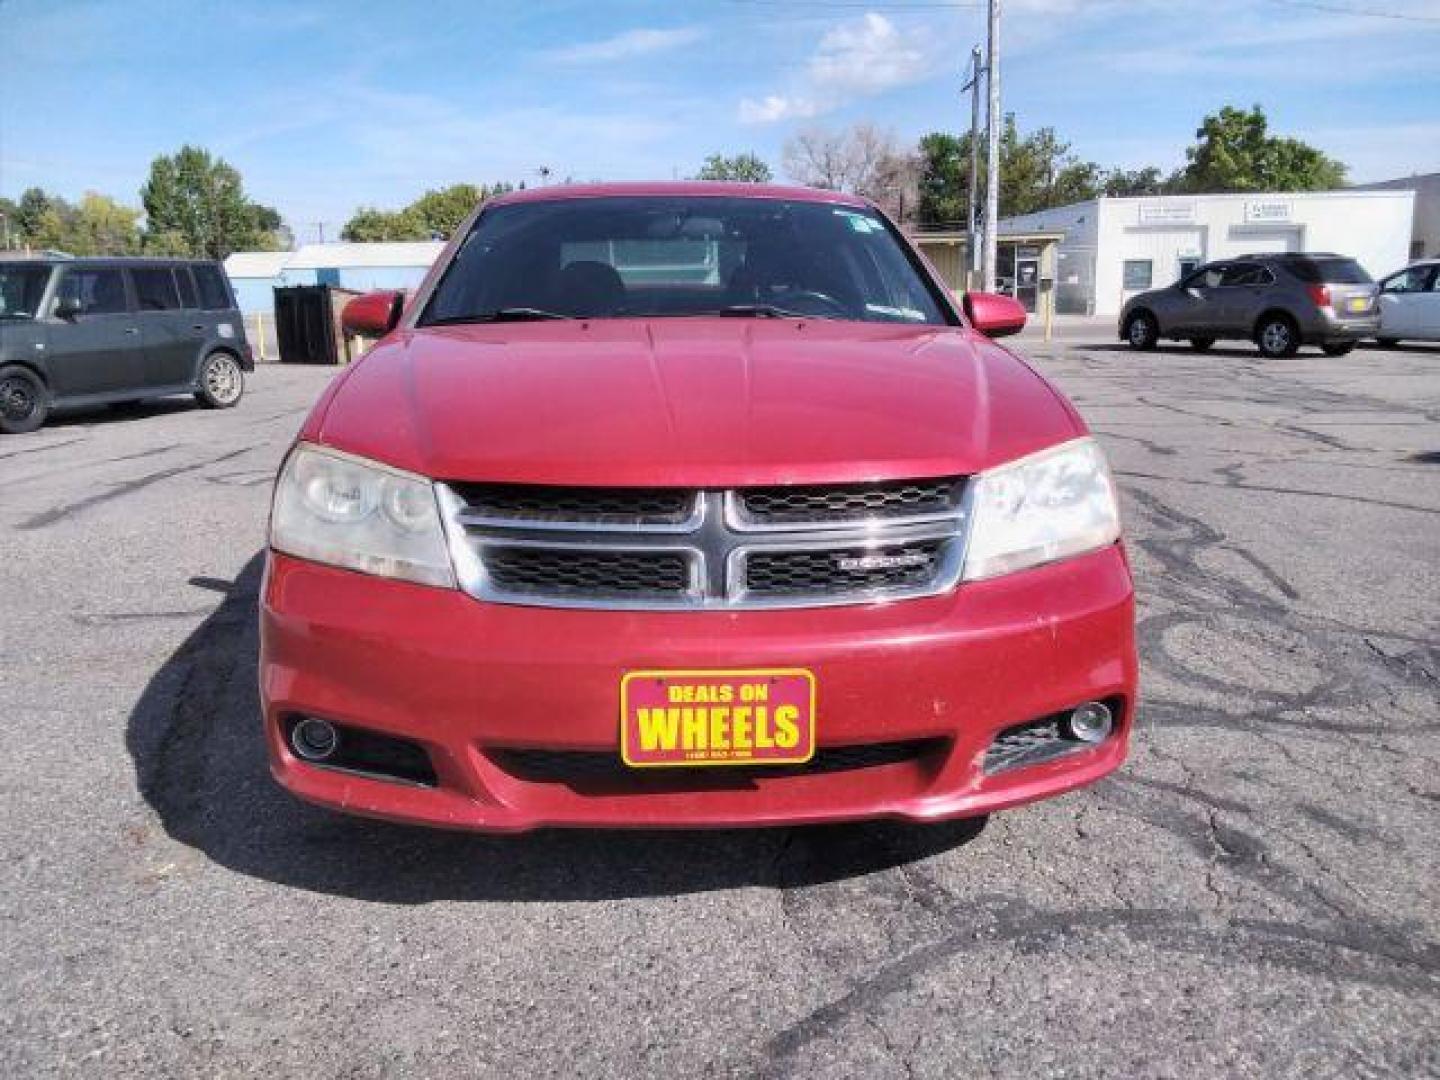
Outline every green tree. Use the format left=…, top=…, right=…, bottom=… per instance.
left=1102, top=166, right=1169, bottom=197
left=916, top=118, right=1103, bottom=226
left=340, top=207, right=429, bottom=242
left=1172, top=105, right=1345, bottom=193
left=997, top=118, right=1103, bottom=217
left=68, top=193, right=142, bottom=255
left=341, top=182, right=513, bottom=242
left=140, top=145, right=284, bottom=258
left=695, top=153, right=774, bottom=183
left=916, top=132, right=971, bottom=227
left=16, top=188, right=57, bottom=243
left=409, top=184, right=486, bottom=238
left=142, top=230, right=194, bottom=256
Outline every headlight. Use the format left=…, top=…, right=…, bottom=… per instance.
left=962, top=437, right=1120, bottom=581
left=270, top=444, right=454, bottom=588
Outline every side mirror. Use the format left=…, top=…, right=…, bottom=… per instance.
left=54, top=296, right=83, bottom=320
left=962, top=291, right=1027, bottom=339
left=342, top=290, right=404, bottom=337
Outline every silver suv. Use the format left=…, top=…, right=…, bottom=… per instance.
left=1119, top=253, right=1379, bottom=358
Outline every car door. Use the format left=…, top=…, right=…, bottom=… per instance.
left=1377, top=264, right=1436, bottom=338
left=1219, top=263, right=1275, bottom=335
left=43, top=266, right=145, bottom=398
left=1418, top=266, right=1440, bottom=340
left=1169, top=264, right=1227, bottom=336
left=131, top=265, right=198, bottom=388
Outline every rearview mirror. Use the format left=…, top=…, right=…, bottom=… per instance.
left=962, top=291, right=1027, bottom=338
left=342, top=290, right=405, bottom=337
left=54, top=296, right=83, bottom=320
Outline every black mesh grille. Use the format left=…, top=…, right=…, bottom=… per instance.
left=492, top=739, right=945, bottom=788
left=455, top=483, right=695, bottom=526
left=745, top=539, right=948, bottom=597
left=739, top=478, right=962, bottom=525
left=485, top=548, right=691, bottom=598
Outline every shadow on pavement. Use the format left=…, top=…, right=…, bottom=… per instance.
left=49, top=396, right=202, bottom=429
left=127, top=552, right=986, bottom=904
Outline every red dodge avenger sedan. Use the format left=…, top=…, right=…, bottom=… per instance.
left=260, top=182, right=1137, bottom=832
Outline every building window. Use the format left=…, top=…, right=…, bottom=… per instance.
left=1177, top=257, right=1200, bottom=280
left=1123, top=260, right=1153, bottom=290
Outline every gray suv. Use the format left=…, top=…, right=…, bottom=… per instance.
left=1119, top=253, right=1379, bottom=358
left=0, top=255, right=253, bottom=434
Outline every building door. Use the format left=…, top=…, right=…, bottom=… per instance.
left=1230, top=227, right=1302, bottom=254
left=1014, top=248, right=1040, bottom=312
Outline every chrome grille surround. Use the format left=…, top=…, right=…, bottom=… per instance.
left=436, top=482, right=968, bottom=611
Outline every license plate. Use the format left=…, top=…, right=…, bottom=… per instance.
left=1347, top=296, right=1369, bottom=312
left=620, top=668, right=816, bottom=767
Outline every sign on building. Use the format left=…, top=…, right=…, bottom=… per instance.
left=1136, top=202, right=1195, bottom=225
left=1244, top=200, right=1292, bottom=223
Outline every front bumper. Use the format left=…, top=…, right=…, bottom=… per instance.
left=259, top=545, right=1138, bottom=832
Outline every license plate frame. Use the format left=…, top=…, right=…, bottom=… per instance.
left=620, top=668, right=816, bottom=768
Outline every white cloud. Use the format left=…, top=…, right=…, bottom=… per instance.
left=738, top=95, right=821, bottom=124
left=541, top=27, right=705, bottom=65
left=808, top=13, right=933, bottom=95
left=738, top=13, right=936, bottom=125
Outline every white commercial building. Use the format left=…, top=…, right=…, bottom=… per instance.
left=1002, top=190, right=1415, bottom=319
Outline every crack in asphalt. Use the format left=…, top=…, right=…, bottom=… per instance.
left=17, top=446, right=254, bottom=530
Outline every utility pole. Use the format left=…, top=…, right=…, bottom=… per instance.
left=963, top=45, right=984, bottom=288
left=983, top=0, right=1002, bottom=292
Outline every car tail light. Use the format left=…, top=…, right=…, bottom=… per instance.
left=1306, top=284, right=1332, bottom=308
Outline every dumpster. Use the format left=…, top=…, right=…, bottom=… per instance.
left=274, top=285, right=360, bottom=365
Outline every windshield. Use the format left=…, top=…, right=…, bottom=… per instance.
left=1291, top=257, right=1372, bottom=285
left=420, top=196, right=951, bottom=326
left=0, top=265, right=54, bottom=321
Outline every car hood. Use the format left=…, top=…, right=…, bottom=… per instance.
left=309, top=319, right=1082, bottom=486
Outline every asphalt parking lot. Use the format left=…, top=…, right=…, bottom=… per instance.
left=2, top=339, right=1437, bottom=1078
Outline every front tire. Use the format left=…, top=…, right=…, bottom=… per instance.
left=1255, top=315, right=1299, bottom=358
left=1322, top=342, right=1356, bottom=357
left=1190, top=337, right=1216, bottom=352
left=0, top=365, right=49, bottom=435
left=1124, top=311, right=1159, bottom=350
left=195, top=352, right=244, bottom=409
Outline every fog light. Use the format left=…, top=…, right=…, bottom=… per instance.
left=1063, top=701, right=1113, bottom=744
left=291, top=717, right=340, bottom=761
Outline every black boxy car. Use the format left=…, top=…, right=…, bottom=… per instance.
left=0, top=255, right=253, bottom=434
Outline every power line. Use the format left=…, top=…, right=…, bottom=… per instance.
left=1265, top=0, right=1440, bottom=22
left=722, top=0, right=984, bottom=9
left=722, top=0, right=1437, bottom=21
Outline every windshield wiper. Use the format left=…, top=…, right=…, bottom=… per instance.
left=717, top=304, right=831, bottom=320
left=427, top=307, right=574, bottom=325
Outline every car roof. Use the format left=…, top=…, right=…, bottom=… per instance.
left=486, top=181, right=871, bottom=209
left=1231, top=252, right=1344, bottom=262
left=0, top=254, right=220, bottom=266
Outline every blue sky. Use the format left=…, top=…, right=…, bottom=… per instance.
left=4, top=0, right=1438, bottom=242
